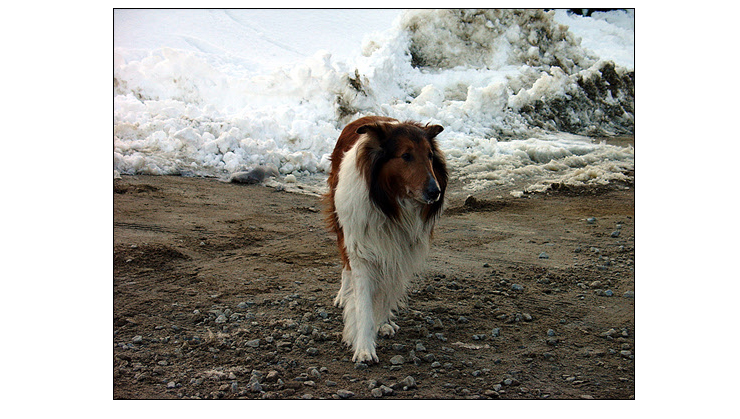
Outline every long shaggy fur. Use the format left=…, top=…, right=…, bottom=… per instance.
left=323, top=116, right=447, bottom=363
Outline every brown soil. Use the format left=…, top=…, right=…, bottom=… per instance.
left=113, top=174, right=635, bottom=400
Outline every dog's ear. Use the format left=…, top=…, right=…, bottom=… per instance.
left=356, top=122, right=391, bottom=140
left=424, top=124, right=444, bottom=139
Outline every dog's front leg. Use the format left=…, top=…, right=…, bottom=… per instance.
left=349, top=263, right=379, bottom=363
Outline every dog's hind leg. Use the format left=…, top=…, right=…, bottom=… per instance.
left=378, top=313, right=400, bottom=337
left=333, top=268, right=352, bottom=308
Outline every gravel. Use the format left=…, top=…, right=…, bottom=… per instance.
left=336, top=389, right=355, bottom=399
left=390, top=355, right=405, bottom=365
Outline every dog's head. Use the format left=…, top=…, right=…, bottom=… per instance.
left=357, top=120, right=447, bottom=221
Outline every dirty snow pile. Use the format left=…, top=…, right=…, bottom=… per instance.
left=114, top=9, right=634, bottom=194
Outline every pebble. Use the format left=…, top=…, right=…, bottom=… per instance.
left=245, top=339, right=260, bottom=348
left=132, top=335, right=143, bottom=344
left=215, top=314, right=228, bottom=324
left=434, top=333, right=447, bottom=341
left=538, top=252, right=549, bottom=259
left=511, top=284, right=524, bottom=291
left=371, top=388, right=384, bottom=398
left=611, top=230, right=621, bottom=238
left=547, top=329, right=556, bottom=337
left=401, top=376, right=417, bottom=389
left=306, top=347, right=319, bottom=356
left=415, top=342, right=427, bottom=352
left=600, top=328, right=618, bottom=338
left=248, top=381, right=262, bottom=393
left=379, top=385, right=394, bottom=395
left=587, top=217, right=597, bottom=224
left=604, top=290, right=614, bottom=297
left=167, top=381, right=177, bottom=389
left=491, top=328, right=501, bottom=338
left=336, top=389, right=355, bottom=399
left=623, top=291, right=635, bottom=298
left=392, top=343, right=406, bottom=352
left=432, top=318, right=444, bottom=330
left=390, top=355, right=405, bottom=365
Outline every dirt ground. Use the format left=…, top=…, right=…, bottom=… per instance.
left=113, top=171, right=635, bottom=400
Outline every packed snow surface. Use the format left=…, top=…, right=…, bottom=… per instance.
left=114, top=9, right=634, bottom=194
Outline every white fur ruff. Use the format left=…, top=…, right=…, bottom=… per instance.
left=333, top=137, right=435, bottom=363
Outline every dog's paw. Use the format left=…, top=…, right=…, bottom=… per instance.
left=352, top=348, right=379, bottom=364
left=333, top=293, right=343, bottom=308
left=378, top=321, right=399, bottom=338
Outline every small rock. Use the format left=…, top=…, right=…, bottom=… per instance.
left=167, top=381, right=177, bottom=389
left=484, top=389, right=500, bottom=398
left=547, top=329, right=556, bottom=337
left=298, top=324, right=313, bottom=335
left=601, top=328, right=618, bottom=338
left=132, top=335, right=143, bottom=344
left=245, top=339, right=260, bottom=348
left=248, top=381, right=262, bottom=393
left=538, top=252, right=549, bottom=259
left=511, top=284, right=524, bottom=291
left=215, top=314, right=228, bottom=324
left=620, top=350, right=633, bottom=358
left=604, top=289, right=614, bottom=297
left=336, top=389, right=355, bottom=399
left=392, top=343, right=405, bottom=352
left=432, top=318, right=444, bottom=330
left=371, top=388, right=383, bottom=398
left=623, top=291, right=635, bottom=298
left=491, top=328, right=501, bottom=338
left=587, top=217, right=597, bottom=224
left=379, top=385, right=394, bottom=395
left=415, top=342, right=426, bottom=352
left=434, top=333, right=447, bottom=341
left=390, top=355, right=405, bottom=365
left=308, top=368, right=321, bottom=379
left=401, top=376, right=417, bottom=389
left=306, top=347, right=319, bottom=356
left=611, top=230, right=621, bottom=238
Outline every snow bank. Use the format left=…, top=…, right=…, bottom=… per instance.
left=114, top=9, right=634, bottom=193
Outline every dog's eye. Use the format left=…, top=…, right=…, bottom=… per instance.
left=401, top=153, right=412, bottom=162
left=428, top=152, right=434, bottom=160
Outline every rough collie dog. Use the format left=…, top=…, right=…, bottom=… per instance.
left=323, top=116, right=447, bottom=363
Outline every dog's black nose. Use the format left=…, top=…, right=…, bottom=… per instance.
left=424, top=177, right=441, bottom=203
